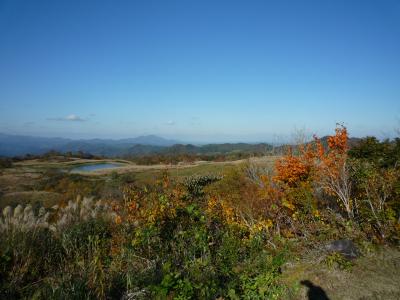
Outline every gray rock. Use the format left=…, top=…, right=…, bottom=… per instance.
left=121, top=288, right=149, bottom=300
left=326, top=239, right=359, bottom=259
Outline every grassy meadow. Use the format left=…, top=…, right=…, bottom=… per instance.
left=0, top=156, right=276, bottom=209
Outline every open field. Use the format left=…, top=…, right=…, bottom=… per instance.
left=0, top=156, right=278, bottom=209
left=11, top=155, right=278, bottom=174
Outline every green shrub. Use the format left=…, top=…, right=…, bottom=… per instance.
left=183, top=174, right=222, bottom=199
left=323, top=252, right=354, bottom=270
left=0, top=158, right=12, bottom=169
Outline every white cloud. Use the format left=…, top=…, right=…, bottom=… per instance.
left=47, top=114, right=86, bottom=122
left=65, top=114, right=85, bottom=121
left=166, top=120, right=175, bottom=126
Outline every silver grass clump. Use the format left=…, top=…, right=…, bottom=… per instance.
left=55, top=196, right=116, bottom=230
left=0, top=196, right=116, bottom=233
left=0, top=204, right=50, bottom=233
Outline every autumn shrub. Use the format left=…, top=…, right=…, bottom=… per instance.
left=349, top=136, right=400, bottom=168
left=274, top=146, right=315, bottom=187
left=351, top=160, right=400, bottom=242
left=205, top=167, right=270, bottom=226
left=36, top=171, right=105, bottom=203
left=109, top=175, right=287, bottom=299
left=273, top=125, right=355, bottom=219
left=272, top=125, right=400, bottom=245
left=143, top=209, right=286, bottom=299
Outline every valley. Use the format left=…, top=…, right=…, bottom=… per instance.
left=0, top=155, right=277, bottom=209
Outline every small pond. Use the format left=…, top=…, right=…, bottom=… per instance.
left=70, top=163, right=123, bottom=173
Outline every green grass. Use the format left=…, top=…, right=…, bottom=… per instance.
left=134, top=162, right=237, bottom=183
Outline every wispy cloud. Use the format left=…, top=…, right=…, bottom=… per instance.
left=165, top=120, right=175, bottom=126
left=47, top=114, right=86, bottom=122
left=65, top=114, right=85, bottom=121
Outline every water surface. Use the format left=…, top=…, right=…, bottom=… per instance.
left=70, top=163, right=122, bottom=172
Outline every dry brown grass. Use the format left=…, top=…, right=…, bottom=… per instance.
left=0, top=191, right=61, bottom=209
left=282, top=246, right=400, bottom=299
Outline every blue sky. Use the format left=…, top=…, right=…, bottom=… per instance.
left=0, top=0, right=399, bottom=142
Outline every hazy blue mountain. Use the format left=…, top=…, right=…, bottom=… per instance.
left=118, top=135, right=180, bottom=146
left=0, top=133, right=363, bottom=158
left=0, top=133, right=276, bottom=158
left=0, top=133, right=71, bottom=156
left=0, top=133, right=180, bottom=157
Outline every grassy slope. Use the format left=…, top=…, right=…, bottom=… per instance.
left=1, top=156, right=399, bottom=298
left=282, top=246, right=400, bottom=299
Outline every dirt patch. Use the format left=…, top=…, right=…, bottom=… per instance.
left=69, top=156, right=279, bottom=176
left=282, top=246, right=400, bottom=299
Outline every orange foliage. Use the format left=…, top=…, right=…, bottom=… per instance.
left=274, top=144, right=316, bottom=186
left=206, top=195, right=273, bottom=237
left=270, top=125, right=352, bottom=218
left=112, top=174, right=186, bottom=228
left=313, top=125, right=349, bottom=180
left=327, top=125, right=348, bottom=154
left=274, top=125, right=349, bottom=188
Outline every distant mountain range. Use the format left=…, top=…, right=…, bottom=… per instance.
left=0, top=133, right=363, bottom=158
left=0, top=133, right=274, bottom=157
left=0, top=133, right=180, bottom=157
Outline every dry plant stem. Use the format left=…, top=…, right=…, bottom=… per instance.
left=319, top=159, right=353, bottom=218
